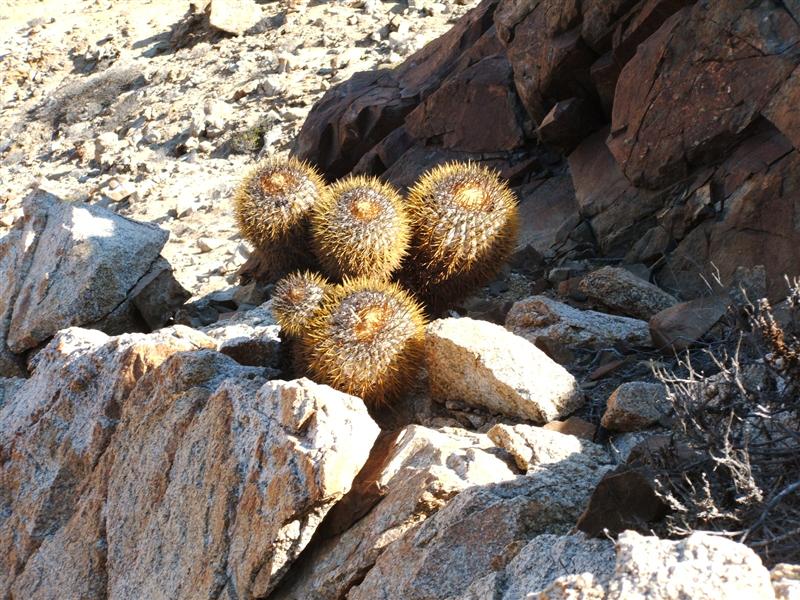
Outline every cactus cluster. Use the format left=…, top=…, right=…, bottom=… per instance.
left=232, top=157, right=518, bottom=404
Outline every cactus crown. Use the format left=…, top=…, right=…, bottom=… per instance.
left=233, top=156, right=325, bottom=248
left=304, top=277, right=426, bottom=403
left=407, top=162, right=518, bottom=281
left=271, top=270, right=330, bottom=337
left=311, top=175, right=410, bottom=280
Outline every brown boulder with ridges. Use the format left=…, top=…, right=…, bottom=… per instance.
left=608, top=0, right=800, bottom=189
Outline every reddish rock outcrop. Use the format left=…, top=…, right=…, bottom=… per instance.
left=294, top=0, right=800, bottom=300
left=608, top=0, right=800, bottom=189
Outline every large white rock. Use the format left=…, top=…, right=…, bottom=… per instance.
left=273, top=425, right=518, bottom=600
left=0, top=190, right=188, bottom=370
left=346, top=454, right=613, bottom=600
left=537, top=531, right=776, bottom=599
left=505, top=295, right=652, bottom=350
left=606, top=531, right=776, bottom=599
left=5, top=326, right=379, bottom=599
left=1, top=325, right=217, bottom=597
left=425, top=317, right=582, bottom=423
left=209, top=0, right=262, bottom=35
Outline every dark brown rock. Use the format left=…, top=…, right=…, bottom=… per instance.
left=576, top=466, right=669, bottom=537
left=764, top=65, right=800, bottom=151
left=536, top=97, right=603, bottom=153
left=649, top=295, right=728, bottom=352
left=580, top=0, right=640, bottom=53
left=590, top=52, right=621, bottom=116
left=405, top=54, right=526, bottom=153
left=611, top=0, right=695, bottom=65
left=608, top=0, right=800, bottom=189
left=292, top=0, right=500, bottom=179
left=568, top=128, right=668, bottom=256
left=658, top=148, right=800, bottom=301
left=496, top=1, right=598, bottom=123
left=514, top=173, right=580, bottom=257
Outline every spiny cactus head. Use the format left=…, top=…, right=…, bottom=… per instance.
left=271, top=270, right=330, bottom=337
left=311, top=175, right=410, bottom=280
left=233, top=156, right=325, bottom=249
left=304, top=277, right=426, bottom=404
left=407, top=162, right=518, bottom=278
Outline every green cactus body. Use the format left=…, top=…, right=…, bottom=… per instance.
left=311, top=175, right=410, bottom=281
left=303, top=277, right=426, bottom=404
left=233, top=156, right=325, bottom=281
left=404, top=162, right=519, bottom=312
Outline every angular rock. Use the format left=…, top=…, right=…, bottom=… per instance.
left=601, top=381, right=669, bottom=432
left=578, top=266, right=677, bottom=320
left=608, top=0, right=800, bottom=189
left=452, top=533, right=616, bottom=600
left=505, top=296, right=651, bottom=350
left=576, top=466, right=668, bottom=537
left=404, top=54, right=526, bottom=153
left=0, top=190, right=186, bottom=362
left=347, top=455, right=613, bottom=599
left=537, top=531, right=775, bottom=599
left=494, top=0, right=596, bottom=123
left=514, top=174, right=580, bottom=259
left=487, top=423, right=610, bottom=471
left=426, top=317, right=582, bottom=423
left=537, top=97, right=602, bottom=154
left=109, top=374, right=379, bottom=599
left=610, top=0, right=695, bottom=65
left=273, top=425, right=517, bottom=600
left=605, top=531, right=776, bottom=599
left=658, top=146, right=800, bottom=301
left=568, top=129, right=669, bottom=257
left=127, top=256, right=192, bottom=331
left=11, top=358, right=379, bottom=599
left=764, top=65, right=800, bottom=151
left=209, top=0, right=262, bottom=35
left=1, top=326, right=216, bottom=596
left=202, top=300, right=281, bottom=368
left=0, top=191, right=48, bottom=376
left=649, top=295, right=728, bottom=352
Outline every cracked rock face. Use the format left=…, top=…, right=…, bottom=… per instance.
left=345, top=453, right=613, bottom=600
left=0, top=325, right=217, bottom=597
left=0, top=190, right=189, bottom=374
left=2, top=326, right=379, bottom=599
left=273, top=425, right=518, bottom=600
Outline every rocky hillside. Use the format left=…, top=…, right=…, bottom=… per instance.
left=1, top=0, right=800, bottom=599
